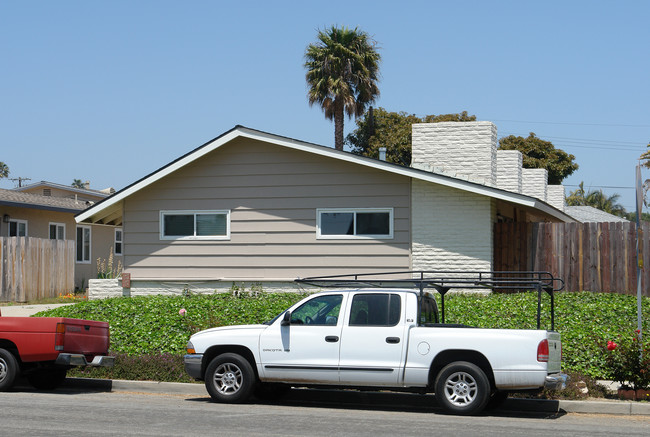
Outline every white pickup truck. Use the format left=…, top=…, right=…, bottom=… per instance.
left=184, top=271, right=567, bottom=415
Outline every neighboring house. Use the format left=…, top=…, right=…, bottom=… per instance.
left=0, top=184, right=120, bottom=291
left=77, top=122, right=574, bottom=296
left=564, top=206, right=629, bottom=223
left=13, top=180, right=115, bottom=203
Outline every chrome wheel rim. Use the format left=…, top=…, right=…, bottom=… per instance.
left=212, top=363, right=243, bottom=395
left=443, top=371, right=478, bottom=407
left=0, top=358, right=7, bottom=383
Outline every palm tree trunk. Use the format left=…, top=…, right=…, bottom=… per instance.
left=334, top=106, right=344, bottom=151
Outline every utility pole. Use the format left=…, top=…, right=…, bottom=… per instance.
left=9, top=177, right=31, bottom=187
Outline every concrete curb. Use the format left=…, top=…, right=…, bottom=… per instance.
left=60, top=378, right=650, bottom=416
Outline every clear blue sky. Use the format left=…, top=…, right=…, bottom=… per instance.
left=1, top=0, right=648, bottom=211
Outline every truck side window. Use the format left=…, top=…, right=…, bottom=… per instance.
left=290, top=294, right=342, bottom=325
left=420, top=293, right=439, bottom=324
left=349, top=293, right=401, bottom=326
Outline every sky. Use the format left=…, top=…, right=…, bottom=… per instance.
left=1, top=0, right=649, bottom=212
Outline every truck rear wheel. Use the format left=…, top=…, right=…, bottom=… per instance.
left=0, top=348, right=19, bottom=391
left=434, top=361, right=490, bottom=415
left=205, top=353, right=255, bottom=403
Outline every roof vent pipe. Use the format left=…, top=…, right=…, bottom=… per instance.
left=378, top=147, right=387, bottom=161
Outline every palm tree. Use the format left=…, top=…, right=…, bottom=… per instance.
left=305, top=26, right=381, bottom=150
left=71, top=179, right=85, bottom=189
left=566, top=181, right=626, bottom=217
left=0, top=161, right=8, bottom=179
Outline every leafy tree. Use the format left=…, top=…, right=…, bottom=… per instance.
left=346, top=108, right=476, bottom=165
left=566, top=181, right=626, bottom=217
left=498, top=133, right=578, bottom=184
left=71, top=179, right=85, bottom=189
left=304, top=25, right=381, bottom=151
left=0, top=161, right=8, bottom=179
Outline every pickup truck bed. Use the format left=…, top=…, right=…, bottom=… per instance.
left=0, top=311, right=114, bottom=391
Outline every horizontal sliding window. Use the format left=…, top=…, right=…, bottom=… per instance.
left=317, top=208, right=393, bottom=239
left=160, top=210, right=230, bottom=240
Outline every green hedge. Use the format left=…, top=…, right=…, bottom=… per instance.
left=37, top=291, right=650, bottom=380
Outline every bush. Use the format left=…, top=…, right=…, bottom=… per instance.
left=68, top=352, right=195, bottom=383
left=37, top=290, right=650, bottom=381
left=601, top=330, right=650, bottom=390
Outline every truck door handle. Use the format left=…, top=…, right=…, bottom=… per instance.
left=386, top=337, right=400, bottom=344
left=325, top=336, right=339, bottom=343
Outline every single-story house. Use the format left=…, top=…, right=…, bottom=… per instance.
left=0, top=182, right=120, bottom=291
left=77, top=122, right=574, bottom=297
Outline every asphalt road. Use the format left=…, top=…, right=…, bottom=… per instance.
left=2, top=389, right=649, bottom=437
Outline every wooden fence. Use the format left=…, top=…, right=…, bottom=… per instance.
left=494, top=221, right=649, bottom=295
left=0, top=237, right=75, bottom=302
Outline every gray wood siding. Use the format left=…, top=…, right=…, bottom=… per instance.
left=123, top=138, right=411, bottom=280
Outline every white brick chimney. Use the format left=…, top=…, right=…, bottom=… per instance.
left=412, top=122, right=497, bottom=186
left=521, top=168, right=548, bottom=201
left=546, top=185, right=566, bottom=211
left=496, top=150, right=523, bottom=193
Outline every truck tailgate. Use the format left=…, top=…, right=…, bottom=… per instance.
left=60, top=318, right=110, bottom=357
left=547, top=331, right=562, bottom=373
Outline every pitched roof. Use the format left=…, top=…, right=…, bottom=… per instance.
left=0, top=188, right=90, bottom=213
left=12, top=180, right=112, bottom=197
left=76, top=125, right=575, bottom=225
left=565, top=206, right=629, bottom=223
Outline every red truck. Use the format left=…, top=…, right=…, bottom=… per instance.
left=0, top=308, right=114, bottom=391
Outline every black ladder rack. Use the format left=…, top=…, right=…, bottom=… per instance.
left=295, top=270, right=564, bottom=330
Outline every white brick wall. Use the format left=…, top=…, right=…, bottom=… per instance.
left=522, top=168, right=548, bottom=201
left=411, top=180, right=494, bottom=272
left=412, top=122, right=498, bottom=186
left=496, top=150, right=523, bottom=193
left=88, top=279, right=317, bottom=299
left=546, top=185, right=566, bottom=211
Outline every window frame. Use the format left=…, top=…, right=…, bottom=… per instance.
left=316, top=208, right=394, bottom=240
left=76, top=225, right=91, bottom=264
left=159, top=210, right=231, bottom=241
left=49, top=222, right=66, bottom=240
left=8, top=219, right=28, bottom=237
left=114, top=227, right=123, bottom=256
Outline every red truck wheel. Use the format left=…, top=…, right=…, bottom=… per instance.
left=0, top=348, right=19, bottom=391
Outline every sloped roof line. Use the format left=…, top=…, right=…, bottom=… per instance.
left=0, top=188, right=88, bottom=212
left=76, top=125, right=574, bottom=223
left=13, top=180, right=111, bottom=197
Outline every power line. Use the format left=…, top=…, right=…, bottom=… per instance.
left=490, top=118, right=650, bottom=128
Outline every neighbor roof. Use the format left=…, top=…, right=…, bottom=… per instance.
left=76, top=125, right=575, bottom=225
left=0, top=188, right=90, bottom=213
left=13, top=180, right=113, bottom=197
left=565, top=206, right=629, bottom=223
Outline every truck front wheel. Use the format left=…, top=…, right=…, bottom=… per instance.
left=434, top=361, right=490, bottom=415
left=0, top=348, right=19, bottom=391
left=205, top=353, right=255, bottom=403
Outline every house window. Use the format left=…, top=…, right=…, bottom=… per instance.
left=76, top=226, right=91, bottom=263
left=114, top=228, right=123, bottom=256
left=8, top=219, right=28, bottom=237
left=49, top=223, right=65, bottom=240
left=317, top=208, right=393, bottom=239
left=160, top=210, right=230, bottom=240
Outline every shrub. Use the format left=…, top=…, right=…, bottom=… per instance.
left=601, top=330, right=650, bottom=390
left=37, top=291, right=650, bottom=380
left=68, top=352, right=195, bottom=383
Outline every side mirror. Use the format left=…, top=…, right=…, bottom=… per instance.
left=281, top=311, right=291, bottom=326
